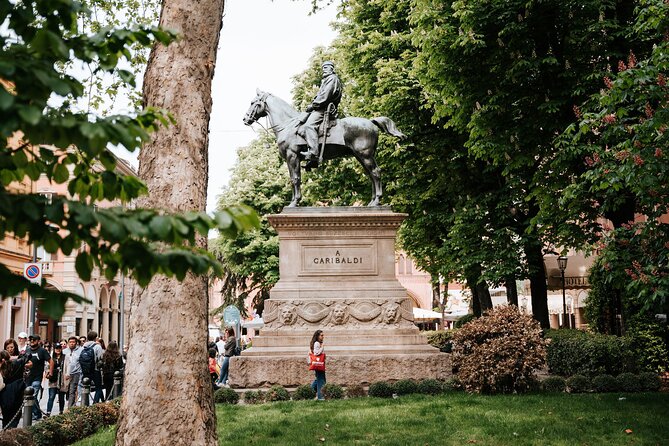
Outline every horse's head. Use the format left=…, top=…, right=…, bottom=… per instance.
left=243, top=89, right=269, bottom=126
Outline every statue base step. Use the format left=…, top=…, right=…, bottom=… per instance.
left=228, top=353, right=451, bottom=388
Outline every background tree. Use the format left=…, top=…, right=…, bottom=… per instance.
left=309, top=0, right=529, bottom=318
left=211, top=132, right=291, bottom=315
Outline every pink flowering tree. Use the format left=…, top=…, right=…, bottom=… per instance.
left=549, top=0, right=669, bottom=315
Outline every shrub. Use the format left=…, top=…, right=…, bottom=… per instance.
left=617, top=372, right=642, bottom=392
left=546, top=330, right=636, bottom=377
left=18, top=399, right=120, bottom=446
left=627, top=319, right=669, bottom=373
left=0, top=429, right=34, bottom=446
left=452, top=305, right=546, bottom=394
left=441, top=377, right=462, bottom=392
left=265, top=385, right=290, bottom=402
left=393, top=379, right=419, bottom=395
left=243, top=390, right=265, bottom=404
left=542, top=376, right=566, bottom=393
left=346, top=384, right=366, bottom=398
left=417, top=379, right=443, bottom=395
left=322, top=383, right=344, bottom=400
left=424, top=330, right=456, bottom=352
left=214, top=387, right=240, bottom=404
left=566, top=375, right=591, bottom=393
left=292, top=384, right=316, bottom=400
left=368, top=381, right=394, bottom=398
left=592, top=374, right=618, bottom=393
left=638, top=371, right=661, bottom=392
left=454, top=314, right=476, bottom=328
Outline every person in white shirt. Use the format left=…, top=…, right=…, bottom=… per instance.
left=16, top=332, right=28, bottom=354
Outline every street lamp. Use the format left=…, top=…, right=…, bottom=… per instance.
left=557, top=256, right=569, bottom=329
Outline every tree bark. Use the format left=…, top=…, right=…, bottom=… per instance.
left=115, top=1, right=225, bottom=445
left=466, top=264, right=492, bottom=316
left=524, top=240, right=550, bottom=329
left=505, top=277, right=518, bottom=306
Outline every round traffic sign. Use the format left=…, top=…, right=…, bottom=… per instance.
left=25, top=264, right=40, bottom=279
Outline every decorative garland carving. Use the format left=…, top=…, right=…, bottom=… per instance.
left=262, top=298, right=415, bottom=328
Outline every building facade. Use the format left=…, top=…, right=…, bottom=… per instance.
left=0, top=140, right=132, bottom=345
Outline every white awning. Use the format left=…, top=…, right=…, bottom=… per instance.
left=443, top=311, right=469, bottom=322
left=242, top=318, right=264, bottom=330
left=413, top=307, right=443, bottom=320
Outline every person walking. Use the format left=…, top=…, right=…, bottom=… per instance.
left=0, top=350, right=30, bottom=428
left=79, top=331, right=104, bottom=403
left=24, top=334, right=52, bottom=421
left=100, top=341, right=124, bottom=401
left=309, top=330, right=326, bottom=401
left=46, top=343, right=67, bottom=416
left=216, top=328, right=236, bottom=388
left=63, top=336, right=82, bottom=408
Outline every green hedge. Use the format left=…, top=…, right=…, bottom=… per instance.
left=214, top=387, right=240, bottom=404
left=546, top=330, right=637, bottom=376
left=368, top=381, right=394, bottom=398
left=0, top=399, right=121, bottom=446
left=322, top=384, right=345, bottom=400
left=292, top=384, right=316, bottom=400
left=265, top=385, right=290, bottom=402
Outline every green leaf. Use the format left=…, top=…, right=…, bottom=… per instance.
left=18, top=105, right=42, bottom=125
left=0, top=87, right=14, bottom=110
left=75, top=252, right=93, bottom=281
left=53, top=163, right=70, bottom=183
left=149, top=215, right=171, bottom=240
left=33, top=293, right=69, bottom=320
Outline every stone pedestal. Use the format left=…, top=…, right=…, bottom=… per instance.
left=229, top=207, right=449, bottom=388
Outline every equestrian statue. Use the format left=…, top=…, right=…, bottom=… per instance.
left=242, top=61, right=406, bottom=207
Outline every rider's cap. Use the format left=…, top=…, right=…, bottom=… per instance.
left=322, top=60, right=335, bottom=69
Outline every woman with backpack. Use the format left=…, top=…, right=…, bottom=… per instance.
left=101, top=341, right=124, bottom=401
left=46, top=343, right=68, bottom=416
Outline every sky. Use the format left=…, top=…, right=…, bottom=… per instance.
left=207, top=0, right=338, bottom=212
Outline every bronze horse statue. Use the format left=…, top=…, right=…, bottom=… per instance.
left=242, top=89, right=406, bottom=207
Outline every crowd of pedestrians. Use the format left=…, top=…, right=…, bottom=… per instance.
left=0, top=330, right=125, bottom=429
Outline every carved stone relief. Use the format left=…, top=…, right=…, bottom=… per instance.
left=263, top=298, right=414, bottom=329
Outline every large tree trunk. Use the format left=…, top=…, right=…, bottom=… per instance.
left=505, top=276, right=518, bottom=306
left=115, top=1, right=225, bottom=445
left=524, top=239, right=550, bottom=329
left=466, top=264, right=492, bottom=316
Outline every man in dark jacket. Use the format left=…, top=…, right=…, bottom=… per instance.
left=24, top=334, right=52, bottom=420
left=300, top=61, right=343, bottom=168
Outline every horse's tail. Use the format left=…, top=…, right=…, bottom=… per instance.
left=371, top=117, right=407, bottom=140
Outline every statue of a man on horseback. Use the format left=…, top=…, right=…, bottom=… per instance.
left=242, top=64, right=406, bottom=207
left=300, top=61, right=343, bottom=169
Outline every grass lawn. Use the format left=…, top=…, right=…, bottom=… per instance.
left=75, top=392, right=669, bottom=446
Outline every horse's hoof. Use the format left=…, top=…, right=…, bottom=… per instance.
left=287, top=202, right=298, bottom=207
left=368, top=199, right=380, bottom=207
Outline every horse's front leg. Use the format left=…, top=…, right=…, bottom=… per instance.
left=286, top=151, right=302, bottom=207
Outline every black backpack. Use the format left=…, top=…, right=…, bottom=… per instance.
left=79, top=345, right=96, bottom=376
